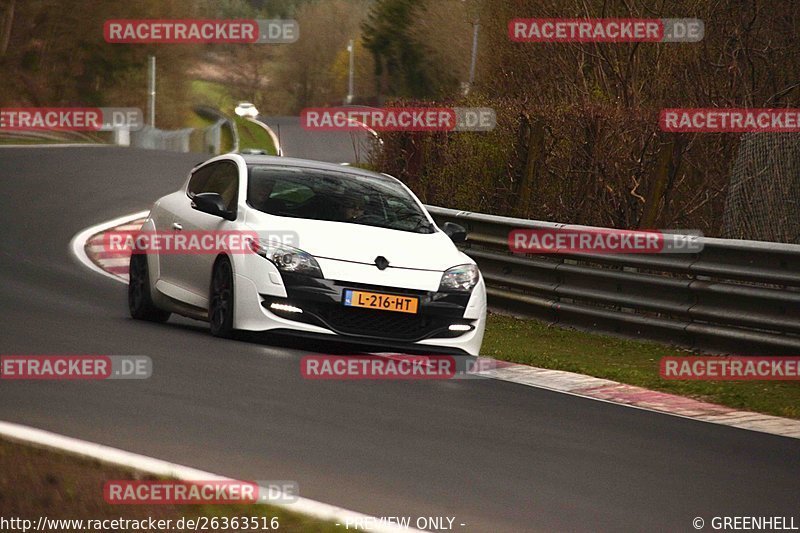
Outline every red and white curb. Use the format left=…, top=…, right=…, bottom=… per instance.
left=484, top=365, right=800, bottom=439
left=85, top=217, right=146, bottom=282
left=70, top=212, right=800, bottom=441
left=70, top=210, right=148, bottom=284
left=0, top=421, right=420, bottom=533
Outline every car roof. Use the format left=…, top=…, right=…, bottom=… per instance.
left=239, top=155, right=398, bottom=184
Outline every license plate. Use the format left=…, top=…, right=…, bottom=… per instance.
left=343, top=290, right=419, bottom=314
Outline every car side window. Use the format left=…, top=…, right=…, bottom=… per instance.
left=187, top=165, right=214, bottom=197
left=187, top=161, right=239, bottom=213
left=204, top=162, right=239, bottom=212
left=269, top=181, right=315, bottom=205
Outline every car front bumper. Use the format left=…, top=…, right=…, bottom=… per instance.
left=233, top=269, right=486, bottom=355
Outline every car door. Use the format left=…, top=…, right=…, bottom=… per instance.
left=157, top=163, right=215, bottom=291
left=170, top=160, right=240, bottom=307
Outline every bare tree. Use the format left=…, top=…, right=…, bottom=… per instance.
left=0, top=0, right=14, bottom=57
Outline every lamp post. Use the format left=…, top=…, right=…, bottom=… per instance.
left=147, top=55, right=156, bottom=127
left=346, top=40, right=354, bottom=104
left=466, top=19, right=479, bottom=95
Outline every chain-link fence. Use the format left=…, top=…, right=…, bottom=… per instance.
left=722, top=133, right=800, bottom=244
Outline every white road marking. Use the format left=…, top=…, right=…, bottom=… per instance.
left=484, top=364, right=800, bottom=440
left=97, top=256, right=131, bottom=268
left=0, top=421, right=422, bottom=533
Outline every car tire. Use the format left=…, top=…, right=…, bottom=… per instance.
left=128, top=254, right=171, bottom=323
left=209, top=256, right=235, bottom=338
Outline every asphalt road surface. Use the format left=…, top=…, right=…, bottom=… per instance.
left=260, top=115, right=374, bottom=163
left=0, top=145, right=798, bottom=532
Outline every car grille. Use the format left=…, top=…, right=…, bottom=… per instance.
left=316, top=306, right=450, bottom=341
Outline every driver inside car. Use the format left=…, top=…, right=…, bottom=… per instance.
left=340, top=194, right=366, bottom=222
left=249, top=178, right=276, bottom=211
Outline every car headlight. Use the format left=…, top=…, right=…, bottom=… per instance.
left=439, top=264, right=479, bottom=292
left=249, top=239, right=322, bottom=277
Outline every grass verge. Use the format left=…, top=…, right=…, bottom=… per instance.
left=188, top=79, right=274, bottom=154
left=482, top=313, right=800, bottom=419
left=0, top=437, right=340, bottom=531
left=187, top=113, right=234, bottom=154
left=234, top=116, right=277, bottom=155
left=190, top=80, right=237, bottom=112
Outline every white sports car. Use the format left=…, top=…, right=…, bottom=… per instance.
left=129, top=154, right=486, bottom=355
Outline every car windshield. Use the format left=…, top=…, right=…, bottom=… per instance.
left=247, top=165, right=435, bottom=233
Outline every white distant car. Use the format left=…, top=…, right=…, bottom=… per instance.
left=234, top=102, right=259, bottom=118
left=129, top=154, right=487, bottom=355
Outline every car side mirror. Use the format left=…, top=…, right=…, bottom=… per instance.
left=191, top=192, right=235, bottom=221
left=442, top=222, right=467, bottom=243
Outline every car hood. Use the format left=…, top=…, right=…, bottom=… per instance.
left=245, top=211, right=466, bottom=272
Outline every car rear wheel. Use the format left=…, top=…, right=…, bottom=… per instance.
left=209, top=256, right=235, bottom=338
left=128, top=254, right=171, bottom=322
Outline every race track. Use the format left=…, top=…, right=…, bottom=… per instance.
left=259, top=115, right=374, bottom=163
left=0, top=145, right=798, bottom=532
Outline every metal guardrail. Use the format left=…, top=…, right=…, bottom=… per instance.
left=194, top=105, right=238, bottom=153
left=202, top=118, right=227, bottom=154
left=427, top=206, right=800, bottom=355
left=131, top=125, right=193, bottom=152
left=0, top=130, right=102, bottom=143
